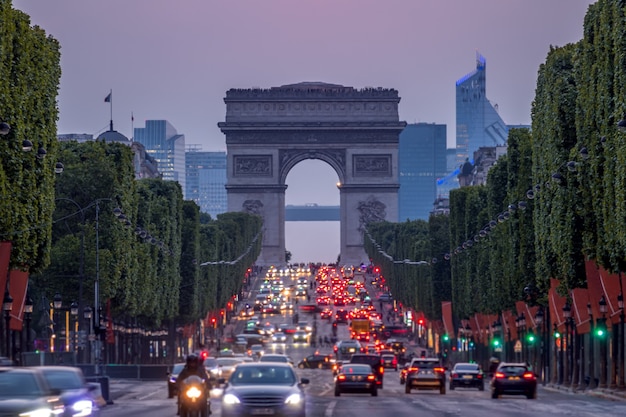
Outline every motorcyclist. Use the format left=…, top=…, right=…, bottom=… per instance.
left=177, top=353, right=212, bottom=415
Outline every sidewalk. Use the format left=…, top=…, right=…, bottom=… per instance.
left=543, top=383, right=626, bottom=401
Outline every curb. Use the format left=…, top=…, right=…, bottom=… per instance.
left=542, top=383, right=626, bottom=401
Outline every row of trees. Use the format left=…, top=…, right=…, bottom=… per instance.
left=366, top=0, right=626, bottom=323
left=29, top=140, right=263, bottom=330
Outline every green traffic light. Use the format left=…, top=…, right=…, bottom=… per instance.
left=596, top=328, right=605, bottom=337
left=554, top=331, right=561, bottom=338
left=492, top=339, right=500, bottom=347
left=443, top=334, right=449, bottom=341
left=527, top=334, right=535, bottom=343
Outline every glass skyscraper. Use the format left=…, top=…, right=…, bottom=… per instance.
left=133, top=120, right=186, bottom=196
left=455, top=53, right=508, bottom=168
left=185, top=147, right=227, bottom=218
left=398, top=123, right=447, bottom=220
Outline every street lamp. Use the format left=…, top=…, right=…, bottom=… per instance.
left=587, top=301, right=595, bottom=389
left=53, top=292, right=62, bottom=352
left=535, top=306, right=545, bottom=385
left=599, top=295, right=608, bottom=388
left=618, top=290, right=625, bottom=388
left=70, top=301, right=78, bottom=352
left=24, top=296, right=33, bottom=353
left=83, top=306, right=93, bottom=364
left=563, top=302, right=572, bottom=386
left=3, top=290, right=12, bottom=360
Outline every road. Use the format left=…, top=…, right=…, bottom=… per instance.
left=100, top=268, right=626, bottom=417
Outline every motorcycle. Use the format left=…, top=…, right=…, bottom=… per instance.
left=178, top=375, right=210, bottom=417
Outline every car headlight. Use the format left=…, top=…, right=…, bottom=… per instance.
left=71, top=400, right=94, bottom=417
left=284, top=393, right=302, bottom=405
left=223, top=393, right=241, bottom=405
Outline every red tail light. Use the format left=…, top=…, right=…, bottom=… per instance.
left=434, top=367, right=445, bottom=373
left=409, top=367, right=419, bottom=372
left=367, top=374, right=376, bottom=381
left=337, top=374, right=347, bottom=381
left=494, top=372, right=505, bottom=379
left=477, top=374, right=483, bottom=379
left=379, top=366, right=384, bottom=374
left=451, top=373, right=458, bottom=378
left=392, top=358, right=397, bottom=365
left=523, top=372, right=535, bottom=380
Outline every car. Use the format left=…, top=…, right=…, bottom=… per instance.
left=380, top=353, right=398, bottom=371
left=334, top=339, right=362, bottom=361
left=218, top=357, right=246, bottom=380
left=272, top=332, right=288, bottom=343
left=204, top=357, right=220, bottom=382
left=167, top=363, right=186, bottom=398
left=331, top=360, right=344, bottom=376
left=449, top=362, right=484, bottom=390
left=0, top=367, right=66, bottom=416
left=348, top=354, right=384, bottom=389
left=37, top=366, right=102, bottom=417
left=259, top=354, right=294, bottom=366
left=491, top=362, right=537, bottom=399
left=292, top=330, right=309, bottom=343
left=248, top=344, right=265, bottom=359
left=297, top=354, right=333, bottom=369
left=334, top=363, right=378, bottom=397
left=405, top=358, right=446, bottom=394
left=220, top=362, right=309, bottom=417
left=320, top=308, right=333, bottom=320
left=399, top=362, right=410, bottom=384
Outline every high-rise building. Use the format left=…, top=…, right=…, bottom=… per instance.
left=133, top=120, right=186, bottom=195
left=456, top=53, right=508, bottom=168
left=398, top=123, right=447, bottom=220
left=185, top=146, right=227, bottom=218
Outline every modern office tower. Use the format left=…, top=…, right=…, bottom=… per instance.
left=456, top=52, right=508, bottom=168
left=185, top=146, right=227, bottom=218
left=398, top=123, right=447, bottom=220
left=134, top=120, right=186, bottom=195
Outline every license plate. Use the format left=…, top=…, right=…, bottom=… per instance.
left=509, top=376, right=520, bottom=380
left=251, top=408, right=275, bottom=415
left=463, top=375, right=473, bottom=379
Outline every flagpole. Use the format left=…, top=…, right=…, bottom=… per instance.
left=109, top=89, right=113, bottom=131
left=131, top=112, right=134, bottom=141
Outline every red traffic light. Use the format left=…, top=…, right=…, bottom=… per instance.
left=200, top=350, right=209, bottom=360
left=417, top=318, right=425, bottom=325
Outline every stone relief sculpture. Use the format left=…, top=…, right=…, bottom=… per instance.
left=242, top=200, right=264, bottom=216
left=353, top=155, right=391, bottom=176
left=357, top=196, right=387, bottom=231
left=234, top=155, right=272, bottom=176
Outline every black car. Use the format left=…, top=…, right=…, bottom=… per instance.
left=405, top=358, right=446, bottom=394
left=38, top=366, right=101, bottom=417
left=491, top=362, right=537, bottom=399
left=348, top=354, right=384, bottom=389
left=220, top=363, right=309, bottom=417
left=297, top=354, right=333, bottom=369
left=167, top=363, right=186, bottom=398
left=334, top=363, right=378, bottom=397
left=449, top=362, right=484, bottom=390
left=0, top=367, right=66, bottom=416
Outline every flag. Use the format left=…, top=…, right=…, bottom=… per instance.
left=104, top=92, right=111, bottom=103
left=131, top=112, right=134, bottom=122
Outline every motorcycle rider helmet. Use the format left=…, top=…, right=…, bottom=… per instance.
left=186, top=353, right=200, bottom=370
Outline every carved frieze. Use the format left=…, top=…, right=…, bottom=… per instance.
left=242, top=200, right=264, bottom=216
left=233, top=155, right=272, bottom=177
left=357, top=196, right=387, bottom=231
left=353, top=154, right=392, bottom=177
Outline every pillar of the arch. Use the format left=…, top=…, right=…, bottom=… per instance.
left=227, top=185, right=287, bottom=267
left=339, top=184, right=399, bottom=266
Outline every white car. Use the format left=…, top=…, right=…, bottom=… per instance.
left=272, top=332, right=287, bottom=343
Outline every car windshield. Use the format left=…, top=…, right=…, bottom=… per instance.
left=0, top=371, right=45, bottom=397
left=204, top=358, right=218, bottom=368
left=500, top=366, right=527, bottom=375
left=259, top=355, right=288, bottom=363
left=230, top=365, right=296, bottom=386
left=455, top=364, right=479, bottom=372
left=218, top=358, right=243, bottom=367
left=41, top=369, right=83, bottom=390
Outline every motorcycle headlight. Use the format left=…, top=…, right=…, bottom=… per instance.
left=71, top=400, right=94, bottom=417
left=284, top=393, right=302, bottom=405
left=185, top=386, right=203, bottom=399
left=223, top=393, right=241, bottom=405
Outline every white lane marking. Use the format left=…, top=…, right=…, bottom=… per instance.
left=325, top=400, right=337, bottom=417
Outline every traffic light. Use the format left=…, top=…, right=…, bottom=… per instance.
left=443, top=334, right=449, bottom=342
left=417, top=318, right=425, bottom=326
left=595, top=326, right=605, bottom=338
left=526, top=333, right=536, bottom=344
left=491, top=338, right=501, bottom=347
left=554, top=330, right=561, bottom=339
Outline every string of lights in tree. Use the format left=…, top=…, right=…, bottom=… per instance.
left=112, top=207, right=173, bottom=256
left=199, top=230, right=262, bottom=266
left=365, top=145, right=591, bottom=265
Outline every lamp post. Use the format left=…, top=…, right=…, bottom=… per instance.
left=24, top=296, right=33, bottom=354
left=53, top=292, right=62, bottom=352
left=599, top=295, right=608, bottom=388
left=587, top=302, right=595, bottom=389
left=563, top=302, right=572, bottom=386
left=3, top=290, right=12, bottom=360
left=535, top=307, right=545, bottom=385
left=618, top=290, right=625, bottom=389
left=519, top=313, right=526, bottom=363
left=83, top=306, right=92, bottom=365
left=70, top=301, right=78, bottom=352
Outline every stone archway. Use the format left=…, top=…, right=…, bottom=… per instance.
left=219, top=82, right=406, bottom=266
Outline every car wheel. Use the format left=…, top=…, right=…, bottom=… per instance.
left=478, top=384, right=484, bottom=391
left=527, top=390, right=537, bottom=399
left=400, top=378, right=405, bottom=384
left=491, top=390, right=499, bottom=399
left=371, top=388, right=378, bottom=397
left=449, top=383, right=454, bottom=391
left=405, top=384, right=411, bottom=394
left=298, top=363, right=304, bottom=369
left=334, top=388, right=341, bottom=397
left=440, top=385, right=446, bottom=395
left=168, top=389, right=173, bottom=399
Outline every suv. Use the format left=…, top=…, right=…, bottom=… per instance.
left=348, top=353, right=384, bottom=388
left=405, top=358, right=446, bottom=394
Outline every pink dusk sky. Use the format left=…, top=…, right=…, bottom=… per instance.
left=13, top=0, right=595, bottom=262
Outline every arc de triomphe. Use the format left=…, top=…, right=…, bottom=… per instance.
left=218, top=82, right=406, bottom=266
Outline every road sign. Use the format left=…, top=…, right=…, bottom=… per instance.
left=514, top=340, right=522, bottom=353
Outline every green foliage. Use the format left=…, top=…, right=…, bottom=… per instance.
left=0, top=1, right=61, bottom=273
